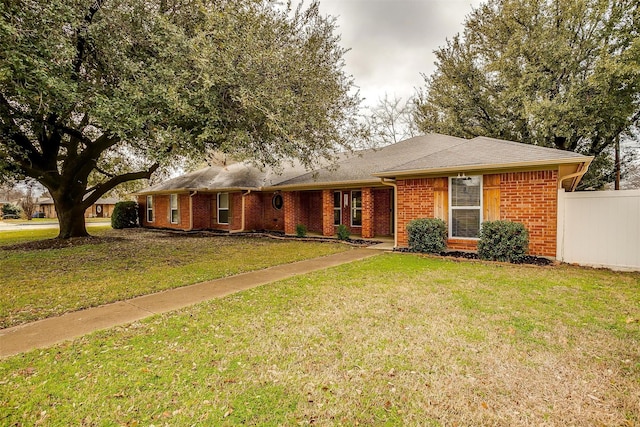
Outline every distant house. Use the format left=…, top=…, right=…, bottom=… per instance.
left=37, top=197, right=119, bottom=219
left=135, top=134, right=592, bottom=258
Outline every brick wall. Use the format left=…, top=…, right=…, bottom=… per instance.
left=322, top=190, right=334, bottom=236
left=239, top=192, right=284, bottom=231
left=191, top=194, right=212, bottom=230
left=362, top=187, right=374, bottom=238
left=300, top=191, right=323, bottom=233
left=373, top=188, right=392, bottom=236
left=396, top=178, right=437, bottom=247
left=138, top=193, right=189, bottom=230
left=283, top=191, right=299, bottom=235
left=243, top=192, right=262, bottom=230
left=396, top=171, right=559, bottom=257
left=499, top=170, right=558, bottom=257
left=230, top=192, right=242, bottom=230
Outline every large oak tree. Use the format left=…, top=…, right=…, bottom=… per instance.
left=0, top=0, right=361, bottom=237
left=416, top=0, right=640, bottom=189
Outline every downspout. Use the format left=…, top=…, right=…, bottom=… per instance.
left=556, top=162, right=589, bottom=261
left=379, top=178, right=398, bottom=248
left=188, top=191, right=198, bottom=231
left=231, top=190, right=252, bottom=233
left=557, top=163, right=588, bottom=191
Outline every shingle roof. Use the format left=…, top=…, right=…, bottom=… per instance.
left=136, top=133, right=592, bottom=193
left=37, top=197, right=120, bottom=205
left=276, top=134, right=469, bottom=186
left=138, top=160, right=312, bottom=194
left=376, top=135, right=588, bottom=176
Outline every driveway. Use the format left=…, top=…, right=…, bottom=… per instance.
left=0, top=220, right=111, bottom=232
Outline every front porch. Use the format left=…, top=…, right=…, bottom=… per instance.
left=282, top=187, right=394, bottom=240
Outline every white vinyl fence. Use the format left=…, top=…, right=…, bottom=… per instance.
left=557, top=189, right=640, bottom=271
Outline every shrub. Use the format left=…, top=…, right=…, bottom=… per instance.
left=2, top=203, right=22, bottom=217
left=295, top=223, right=307, bottom=237
left=478, top=220, right=529, bottom=263
left=406, top=218, right=447, bottom=253
left=111, top=201, right=138, bottom=229
left=336, top=224, right=350, bottom=240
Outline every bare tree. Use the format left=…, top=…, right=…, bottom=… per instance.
left=366, top=95, right=419, bottom=147
left=0, top=184, right=23, bottom=203
left=19, top=184, right=36, bottom=220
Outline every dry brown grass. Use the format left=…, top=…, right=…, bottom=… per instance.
left=2, top=253, right=639, bottom=425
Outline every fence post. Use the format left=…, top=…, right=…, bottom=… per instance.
left=556, top=189, right=566, bottom=262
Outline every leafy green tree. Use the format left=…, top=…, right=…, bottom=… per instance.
left=416, top=0, right=640, bottom=189
left=0, top=0, right=361, bottom=238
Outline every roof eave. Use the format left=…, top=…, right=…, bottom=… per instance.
left=262, top=179, right=382, bottom=192
left=372, top=157, right=594, bottom=178
left=133, top=186, right=260, bottom=196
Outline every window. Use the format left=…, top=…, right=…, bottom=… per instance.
left=217, top=193, right=229, bottom=224
left=146, top=195, right=153, bottom=222
left=272, top=194, right=283, bottom=210
left=449, top=176, right=482, bottom=238
left=333, top=191, right=341, bottom=225
left=170, top=194, right=179, bottom=224
left=351, top=190, right=362, bottom=227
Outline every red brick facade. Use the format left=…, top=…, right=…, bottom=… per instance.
left=396, top=178, right=438, bottom=248
left=322, top=190, right=334, bottom=236
left=138, top=170, right=558, bottom=256
left=373, top=189, right=393, bottom=236
left=138, top=193, right=190, bottom=230
left=395, top=170, right=559, bottom=257
left=138, top=191, right=285, bottom=232
left=499, top=170, right=558, bottom=256
left=278, top=188, right=393, bottom=238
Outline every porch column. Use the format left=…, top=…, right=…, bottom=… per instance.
left=362, top=187, right=374, bottom=239
left=322, top=189, right=334, bottom=236
left=283, top=191, right=299, bottom=235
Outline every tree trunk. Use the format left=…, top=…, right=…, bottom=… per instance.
left=56, top=203, right=89, bottom=239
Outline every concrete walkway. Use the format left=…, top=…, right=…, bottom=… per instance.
left=0, top=248, right=379, bottom=358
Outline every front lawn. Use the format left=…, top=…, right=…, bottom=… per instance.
left=1, top=254, right=638, bottom=425
left=0, top=228, right=350, bottom=328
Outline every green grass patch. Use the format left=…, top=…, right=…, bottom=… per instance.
left=1, top=253, right=638, bottom=425
left=0, top=228, right=349, bottom=327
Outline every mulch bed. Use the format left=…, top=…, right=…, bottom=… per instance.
left=394, top=247, right=554, bottom=266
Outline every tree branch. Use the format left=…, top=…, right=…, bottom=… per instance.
left=72, top=0, right=105, bottom=81
left=82, top=163, right=160, bottom=207
left=0, top=94, right=46, bottom=171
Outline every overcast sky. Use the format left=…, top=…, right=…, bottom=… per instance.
left=309, top=0, right=483, bottom=107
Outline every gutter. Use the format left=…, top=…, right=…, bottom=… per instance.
left=379, top=178, right=398, bottom=248
left=231, top=190, right=252, bottom=233
left=557, top=161, right=591, bottom=191
left=373, top=158, right=593, bottom=179
left=187, top=191, right=198, bottom=231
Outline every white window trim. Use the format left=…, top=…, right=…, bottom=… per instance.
left=217, top=192, right=229, bottom=225
left=448, top=176, right=483, bottom=239
left=351, top=190, right=362, bottom=228
left=146, top=195, right=154, bottom=223
left=170, top=194, right=179, bottom=224
left=333, top=191, right=342, bottom=226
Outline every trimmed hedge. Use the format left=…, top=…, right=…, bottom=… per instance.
left=478, top=220, right=529, bottom=263
left=407, top=218, right=447, bottom=253
left=111, top=201, right=139, bottom=229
